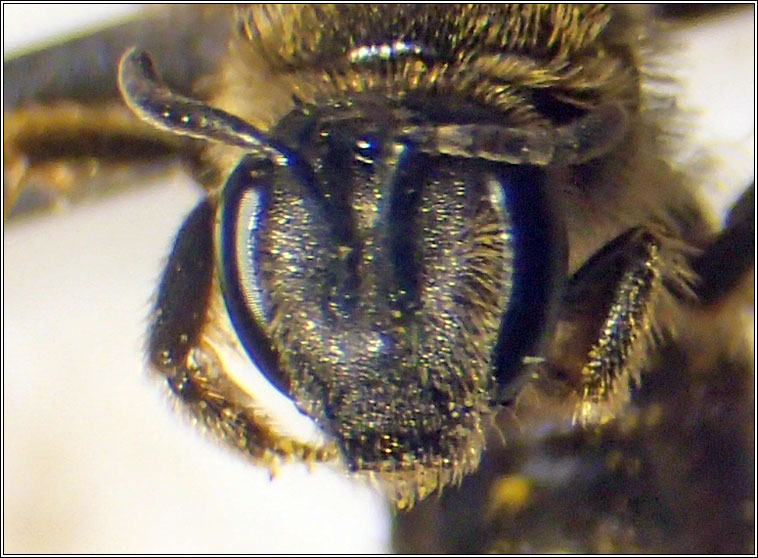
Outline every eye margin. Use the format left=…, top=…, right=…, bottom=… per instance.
left=490, top=163, right=568, bottom=404
left=216, top=155, right=292, bottom=395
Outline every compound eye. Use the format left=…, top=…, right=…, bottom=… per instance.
left=218, top=136, right=564, bottom=474
left=217, top=156, right=290, bottom=393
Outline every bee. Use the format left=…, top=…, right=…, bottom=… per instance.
left=4, top=4, right=754, bottom=553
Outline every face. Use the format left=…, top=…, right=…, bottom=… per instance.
left=4, top=4, right=754, bottom=553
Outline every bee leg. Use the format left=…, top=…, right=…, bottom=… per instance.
left=148, top=198, right=216, bottom=377
left=3, top=101, right=202, bottom=219
left=691, top=182, right=754, bottom=305
left=3, top=6, right=234, bottom=220
left=535, top=226, right=690, bottom=426
left=148, top=198, right=338, bottom=468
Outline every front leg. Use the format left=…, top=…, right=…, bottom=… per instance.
left=533, top=226, right=694, bottom=426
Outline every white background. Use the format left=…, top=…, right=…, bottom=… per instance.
left=3, top=4, right=754, bottom=554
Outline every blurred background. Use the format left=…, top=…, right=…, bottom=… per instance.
left=3, top=4, right=754, bottom=553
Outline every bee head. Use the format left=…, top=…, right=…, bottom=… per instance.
left=218, top=98, right=563, bottom=488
